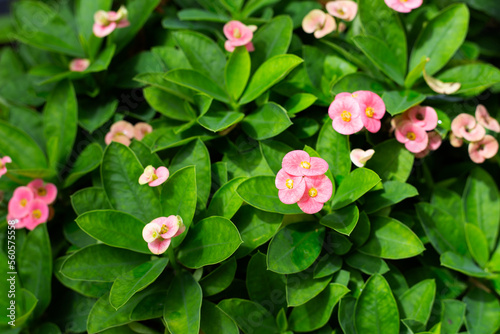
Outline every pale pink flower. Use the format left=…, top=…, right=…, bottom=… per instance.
left=338, top=22, right=347, bottom=33
left=415, top=132, right=442, bottom=158
left=328, top=96, right=364, bottom=135
left=384, top=0, right=423, bottom=13
left=468, top=135, right=499, bottom=164
left=275, top=169, right=306, bottom=204
left=134, top=122, right=153, bottom=140
left=105, top=120, right=135, bottom=146
left=69, top=58, right=90, bottom=72
left=282, top=150, right=329, bottom=177
left=24, top=199, right=50, bottom=230
left=93, top=6, right=129, bottom=38
left=450, top=133, right=463, bottom=148
left=395, top=120, right=429, bottom=153
left=8, top=186, right=34, bottom=219
left=355, top=91, right=386, bottom=133
left=326, top=1, right=358, bottom=21
left=302, top=9, right=337, bottom=39
left=334, top=92, right=354, bottom=100
left=407, top=106, right=438, bottom=131
left=27, top=179, right=57, bottom=205
left=138, top=165, right=169, bottom=187
left=7, top=213, right=27, bottom=229
left=350, top=149, right=375, bottom=168
left=0, top=156, right=11, bottom=177
left=143, top=215, right=185, bottom=255
left=451, top=114, right=486, bottom=142
left=224, top=21, right=255, bottom=52
left=475, top=105, right=500, bottom=133
left=297, top=175, right=333, bottom=214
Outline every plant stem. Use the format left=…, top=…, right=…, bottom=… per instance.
left=167, top=247, right=180, bottom=274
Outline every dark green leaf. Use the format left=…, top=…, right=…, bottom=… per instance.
left=382, top=91, right=426, bottom=116
left=463, top=288, right=500, bottom=334
left=200, top=257, right=237, bottom=296
left=441, top=299, right=466, bottom=334
left=321, top=204, right=359, bottom=235
left=218, top=299, right=279, bottom=334
left=241, top=102, right=292, bottom=140
left=365, top=139, right=415, bottom=183
left=313, top=254, right=342, bottom=279
left=200, top=301, right=239, bottom=334
left=198, top=111, right=245, bottom=132
left=316, top=120, right=350, bottom=184
left=251, top=15, right=293, bottom=69
left=165, top=69, right=230, bottom=103
left=78, top=97, right=118, bottom=133
left=71, top=187, right=112, bottom=216
left=440, top=252, right=494, bottom=278
left=331, top=168, right=381, bottom=210
left=287, top=270, right=332, bottom=307
left=207, top=177, right=247, bottom=218
left=63, top=143, right=102, bottom=188
left=345, top=252, right=389, bottom=275
left=437, top=63, right=500, bottom=96
left=144, top=87, right=196, bottom=121
left=465, top=223, right=489, bottom=268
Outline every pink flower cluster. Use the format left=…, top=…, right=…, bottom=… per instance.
left=329, top=91, right=386, bottom=135
left=223, top=21, right=257, bottom=52
left=138, top=165, right=169, bottom=187
left=142, top=215, right=186, bottom=254
left=450, top=105, right=499, bottom=164
left=275, top=151, right=333, bottom=214
left=392, top=106, right=442, bottom=157
left=105, top=120, right=152, bottom=147
left=302, top=1, right=357, bottom=38
left=385, top=0, right=422, bottom=13
left=0, top=156, right=11, bottom=178
left=93, top=6, right=130, bottom=38
left=7, top=179, right=57, bottom=230
left=69, top=58, right=90, bottom=72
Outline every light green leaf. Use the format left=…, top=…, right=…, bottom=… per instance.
left=251, top=15, right=293, bottom=69
left=465, top=223, right=489, bottom=268
left=198, top=111, right=245, bottom=132
left=164, top=69, right=230, bottom=103
left=440, top=299, right=466, bottom=334
left=207, top=177, right=247, bottom=218
left=241, top=102, right=292, bottom=140
left=463, top=288, right=500, bottom=334
left=200, top=257, right=237, bottom=297
left=320, top=204, right=359, bottom=235
left=436, top=63, right=500, bottom=96
left=382, top=91, right=426, bottom=116
left=63, top=143, right=102, bottom=188
left=316, top=120, right=350, bottom=184
left=144, top=86, right=196, bottom=121
left=362, top=181, right=418, bottom=214
left=441, top=252, right=495, bottom=278
left=331, top=168, right=381, bottom=210
left=365, top=139, right=415, bottom=183
left=398, top=280, right=436, bottom=325
left=225, top=46, right=251, bottom=101
left=71, top=187, right=112, bottom=216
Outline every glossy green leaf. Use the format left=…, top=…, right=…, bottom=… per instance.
left=465, top=223, right=489, bottom=268
left=200, top=257, right=237, bottom=296
left=321, top=204, right=359, bottom=235
left=102, top=142, right=161, bottom=222
left=225, top=46, right=251, bottom=101
left=440, top=299, right=466, bottom=334
left=365, top=139, right=414, bottom=183
left=409, top=4, right=469, bottom=76
left=207, top=177, right=247, bottom=218
left=316, top=120, right=350, bottom=184
left=350, top=211, right=371, bottom=247
left=355, top=274, right=399, bottom=334
left=326, top=231, right=353, bottom=255
left=345, top=252, right=389, bottom=275
left=399, top=280, right=436, bottom=325
left=363, top=181, right=418, bottom=214
left=313, top=254, right=342, bottom=279
left=487, top=243, right=500, bottom=273
left=267, top=223, right=325, bottom=274
left=284, top=93, right=317, bottom=116
left=14, top=288, right=38, bottom=328
left=288, top=284, right=349, bottom=332
left=110, top=258, right=168, bottom=309
left=339, top=296, right=357, bottom=334
left=129, top=140, right=163, bottom=169
left=164, top=271, right=202, bottom=334
left=463, top=167, right=500, bottom=251
left=331, top=73, right=386, bottom=95
left=144, top=87, right=196, bottom=121
left=60, top=244, right=149, bottom=282
left=241, top=102, right=292, bottom=140
left=251, top=15, right=293, bottom=69
left=240, top=54, right=303, bottom=104
left=331, top=168, right=381, bottom=210
left=463, top=288, right=500, bottom=334
left=165, top=69, right=230, bottom=103
left=218, top=299, right=279, bottom=334
left=71, top=187, right=112, bottom=216
left=382, top=91, right=426, bottom=116
left=259, top=139, right=293, bottom=175
left=178, top=216, right=242, bottom=268
left=78, top=97, right=118, bottom=133
left=200, top=301, right=239, bottom=334
left=198, top=111, right=245, bottom=132
left=63, top=143, right=102, bottom=188
left=177, top=8, right=231, bottom=22
left=287, top=270, right=332, bottom=307
left=437, top=63, right=500, bottom=96
left=440, top=252, right=494, bottom=278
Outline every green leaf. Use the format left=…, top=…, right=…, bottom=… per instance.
left=326, top=231, right=353, bottom=255
left=287, top=270, right=333, bottom=307
left=359, top=216, right=425, bottom=259
left=267, top=223, right=325, bottom=274
left=331, top=73, right=386, bottom=95
left=440, top=299, right=466, bottom=334
left=488, top=243, right=500, bottom=273
left=164, top=271, right=202, bottom=334
left=165, top=69, right=230, bottom=103
left=436, top=63, right=500, bottom=96
left=288, top=284, right=349, bottom=332
left=198, top=111, right=245, bottom=132
left=200, top=257, right=237, bottom=297
left=78, top=97, right=118, bottom=133
left=144, top=87, right=196, bottom=121
left=346, top=252, right=389, bottom=275
left=207, top=177, right=247, bottom=218
left=463, top=167, right=500, bottom=251
left=129, top=140, right=163, bottom=169
left=178, top=216, right=242, bottom=268
left=440, top=252, right=494, bottom=278
left=75, top=0, right=112, bottom=57
left=241, top=102, right=292, bottom=140
left=284, top=93, right=318, bottom=116
left=398, top=280, right=436, bottom=325
left=177, top=8, right=231, bottom=22
left=363, top=181, right=418, bottom=214
left=259, top=140, right=293, bottom=175
left=320, top=204, right=359, bottom=235
left=236, top=176, right=303, bottom=214
left=225, top=46, right=251, bottom=101
left=63, top=143, right=102, bottom=188
left=339, top=297, right=357, bottom=334
left=382, top=91, right=426, bottom=116
left=365, top=139, right=414, bottom=183
left=239, top=54, right=303, bottom=104
left=233, top=206, right=283, bottom=258
left=76, top=210, right=149, bottom=254
left=351, top=211, right=371, bottom=247
left=102, top=142, right=161, bottom=222
left=218, top=299, right=279, bottom=334
left=331, top=168, right=381, bottom=210
left=316, top=120, right=350, bottom=184
left=314, top=254, right=342, bottom=279
left=355, top=275, right=399, bottom=334
left=465, top=223, right=489, bottom=268
left=409, top=4, right=469, bottom=76
left=71, top=187, right=112, bottom=216
left=60, top=244, right=149, bottom=282
left=110, top=258, right=168, bottom=309
left=14, top=289, right=39, bottom=328
left=463, top=288, right=500, bottom=334
left=200, top=301, right=239, bottom=334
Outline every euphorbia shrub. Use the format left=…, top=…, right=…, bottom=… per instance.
left=1, top=0, right=500, bottom=333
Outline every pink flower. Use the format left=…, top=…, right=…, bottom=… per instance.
left=105, top=120, right=135, bottom=146
left=24, top=199, right=50, bottom=230
left=450, top=133, right=463, bottom=148
left=69, top=58, right=90, bottom=72
left=414, top=131, right=442, bottom=158
left=297, top=175, right=333, bottom=214
left=406, top=106, right=438, bottom=131
left=328, top=96, right=364, bottom=135
left=451, top=114, right=486, bottom=142
left=334, top=92, right=354, bottom=100
left=475, top=105, right=500, bottom=133
left=134, top=122, right=153, bottom=140
left=138, top=165, right=169, bottom=187
left=282, top=150, right=329, bottom=177
left=355, top=91, right=386, bottom=133
left=350, top=149, right=375, bottom=168
left=384, top=0, right=423, bottom=13
left=8, top=186, right=34, bottom=219
left=27, top=179, right=57, bottom=205
left=143, top=215, right=185, bottom=255
left=325, top=1, right=358, bottom=21
left=275, top=169, right=306, bottom=204
left=302, top=9, right=337, bottom=39
left=223, top=21, right=256, bottom=52
left=468, top=135, right=499, bottom=164
left=395, top=121, right=429, bottom=153
left=0, top=156, right=12, bottom=177
left=93, top=6, right=129, bottom=38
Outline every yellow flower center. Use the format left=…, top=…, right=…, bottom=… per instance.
left=406, top=132, right=416, bottom=141
left=365, top=107, right=374, bottom=118
left=152, top=231, right=158, bottom=239
left=234, top=28, right=241, bottom=38
left=285, top=179, right=294, bottom=189
left=32, top=209, right=42, bottom=219
left=37, top=187, right=47, bottom=197
left=152, top=174, right=158, bottom=181
left=337, top=7, right=346, bottom=15
left=352, top=93, right=358, bottom=98
left=300, top=161, right=311, bottom=169
left=309, top=188, right=318, bottom=198
left=341, top=111, right=351, bottom=122
left=20, top=199, right=28, bottom=207
left=160, top=225, right=169, bottom=235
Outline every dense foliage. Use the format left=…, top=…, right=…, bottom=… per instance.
left=1, top=0, right=500, bottom=333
